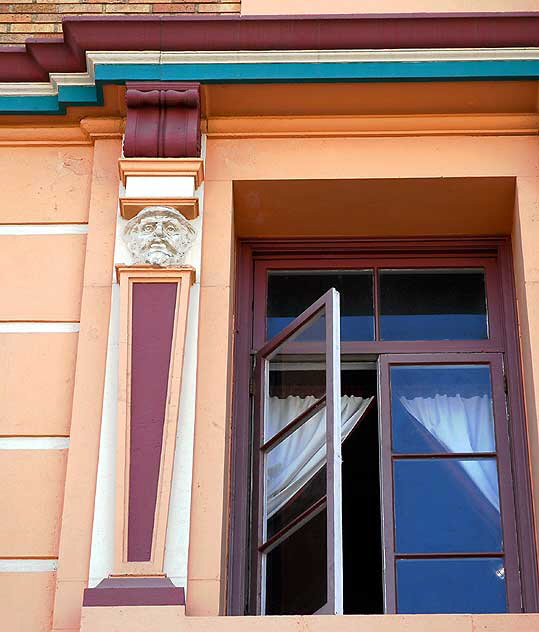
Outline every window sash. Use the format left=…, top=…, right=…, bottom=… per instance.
left=378, top=353, right=522, bottom=613
left=251, top=288, right=343, bottom=615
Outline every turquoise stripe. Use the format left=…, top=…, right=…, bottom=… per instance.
left=0, top=95, right=65, bottom=114
left=57, top=84, right=101, bottom=106
left=2, top=59, right=539, bottom=113
left=95, top=60, right=539, bottom=82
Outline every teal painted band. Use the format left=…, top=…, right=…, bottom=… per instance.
left=2, top=59, right=539, bottom=114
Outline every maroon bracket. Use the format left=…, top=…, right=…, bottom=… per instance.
left=123, top=81, right=201, bottom=158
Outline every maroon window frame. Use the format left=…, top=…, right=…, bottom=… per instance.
left=227, top=238, right=539, bottom=616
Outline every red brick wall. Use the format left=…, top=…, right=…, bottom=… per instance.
left=0, top=0, right=240, bottom=44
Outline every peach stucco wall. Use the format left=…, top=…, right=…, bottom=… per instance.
left=0, top=137, right=95, bottom=632
left=0, top=333, right=78, bottom=436
left=0, top=146, right=93, bottom=224
left=0, top=235, right=86, bottom=321
left=0, top=450, right=67, bottom=557
left=242, top=0, right=539, bottom=15
left=0, top=572, right=56, bottom=632
left=0, top=126, right=122, bottom=632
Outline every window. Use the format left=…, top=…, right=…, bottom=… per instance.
left=228, top=241, right=538, bottom=616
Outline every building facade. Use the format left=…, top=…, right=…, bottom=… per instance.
left=2, top=3, right=539, bottom=632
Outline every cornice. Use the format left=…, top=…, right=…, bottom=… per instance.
left=2, top=14, right=539, bottom=115
left=205, top=113, right=539, bottom=139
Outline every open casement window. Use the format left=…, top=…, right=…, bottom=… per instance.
left=252, top=289, right=344, bottom=615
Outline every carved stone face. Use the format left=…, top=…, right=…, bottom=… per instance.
left=124, top=206, right=196, bottom=267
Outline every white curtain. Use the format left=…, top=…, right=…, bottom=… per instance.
left=266, top=395, right=373, bottom=518
left=399, top=394, right=500, bottom=512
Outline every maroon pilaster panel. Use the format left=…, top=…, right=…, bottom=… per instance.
left=128, top=282, right=177, bottom=562
left=124, top=82, right=201, bottom=158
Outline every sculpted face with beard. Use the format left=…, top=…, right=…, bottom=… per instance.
left=124, top=206, right=196, bottom=267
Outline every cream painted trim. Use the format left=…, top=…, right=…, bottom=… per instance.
left=206, top=114, right=539, bottom=139
left=51, top=73, right=95, bottom=90
left=119, top=198, right=198, bottom=220
left=114, top=265, right=196, bottom=576
left=0, top=120, right=122, bottom=146
left=0, top=224, right=88, bottom=234
left=0, top=323, right=80, bottom=333
left=0, top=559, right=58, bottom=572
left=162, top=47, right=539, bottom=64
left=80, top=118, right=125, bottom=141
left=86, top=47, right=539, bottom=68
left=0, top=125, right=92, bottom=146
left=0, top=438, right=69, bottom=449
left=119, top=159, right=204, bottom=188
left=0, top=83, right=57, bottom=96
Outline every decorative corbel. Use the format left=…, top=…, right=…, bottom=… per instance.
left=123, top=82, right=201, bottom=158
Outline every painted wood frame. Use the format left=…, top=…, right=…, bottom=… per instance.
left=251, top=289, right=343, bottom=615
left=378, top=352, right=521, bottom=613
left=114, top=264, right=195, bottom=576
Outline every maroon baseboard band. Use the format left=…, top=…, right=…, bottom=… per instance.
left=83, top=577, right=185, bottom=607
left=2, top=13, right=539, bottom=82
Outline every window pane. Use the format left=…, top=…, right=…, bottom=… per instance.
left=394, top=458, right=502, bottom=554
left=396, top=558, right=507, bottom=614
left=390, top=365, right=496, bottom=455
left=265, top=409, right=326, bottom=540
left=380, top=269, right=487, bottom=340
left=266, top=510, right=327, bottom=615
left=267, top=271, right=374, bottom=341
left=266, top=365, right=326, bottom=442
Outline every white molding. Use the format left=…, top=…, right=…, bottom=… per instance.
left=0, top=82, right=56, bottom=96
left=160, top=46, right=539, bottom=64
left=0, top=559, right=58, bottom=572
left=0, top=438, right=69, bottom=450
left=124, top=175, right=196, bottom=199
left=0, top=323, right=80, bottom=333
left=0, top=224, right=88, bottom=235
left=50, top=72, right=94, bottom=89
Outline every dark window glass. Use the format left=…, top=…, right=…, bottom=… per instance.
left=396, top=558, right=507, bottom=614
left=390, top=365, right=496, bottom=455
left=265, top=510, right=327, bottom=615
left=379, top=269, right=487, bottom=341
left=267, top=271, right=374, bottom=341
left=394, top=458, right=502, bottom=554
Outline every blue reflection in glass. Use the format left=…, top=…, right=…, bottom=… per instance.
left=380, top=270, right=487, bottom=341
left=267, top=315, right=374, bottom=342
left=394, top=459, right=502, bottom=554
left=381, top=314, right=487, bottom=340
left=397, top=558, right=507, bottom=614
left=266, top=271, right=374, bottom=342
left=391, top=365, right=495, bottom=455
